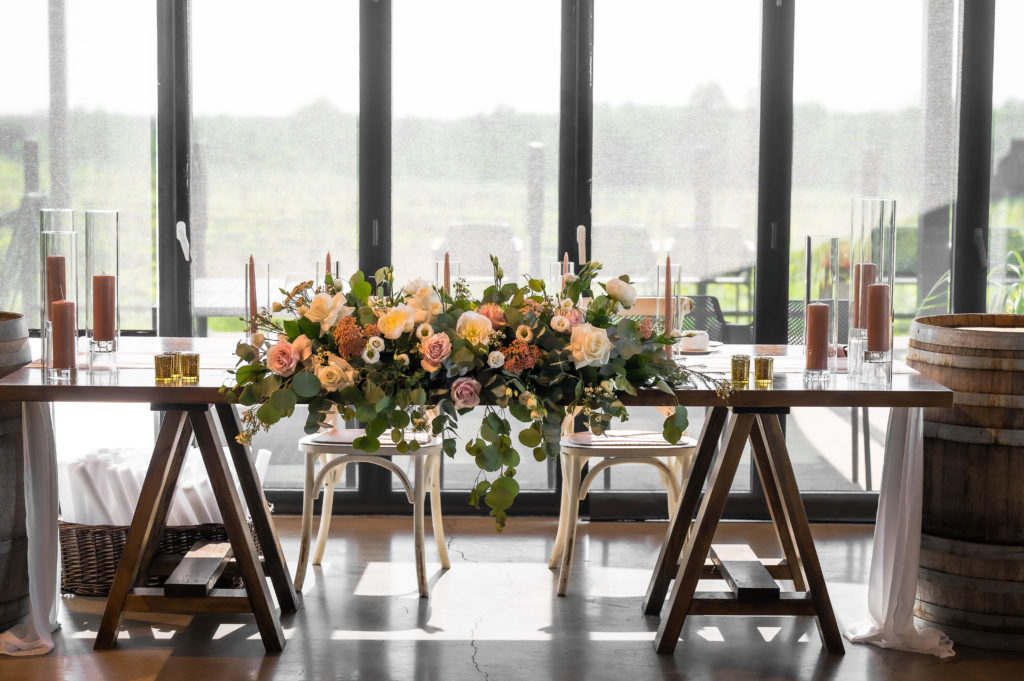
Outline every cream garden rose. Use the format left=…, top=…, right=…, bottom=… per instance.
left=305, top=292, right=354, bottom=334
left=316, top=353, right=358, bottom=391
left=377, top=304, right=417, bottom=339
left=568, top=323, right=613, bottom=369
left=605, top=277, right=637, bottom=308
left=455, top=310, right=493, bottom=346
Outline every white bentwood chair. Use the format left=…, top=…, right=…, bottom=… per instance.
left=292, top=429, right=450, bottom=597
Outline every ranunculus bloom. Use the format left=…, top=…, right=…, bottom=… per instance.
left=567, top=323, right=613, bottom=369
left=377, top=304, right=417, bottom=339
left=306, top=292, right=354, bottom=334
left=605, top=277, right=638, bottom=308
left=416, top=323, right=433, bottom=339
left=361, top=346, right=380, bottom=364
left=316, top=353, right=358, bottom=391
left=515, top=324, right=533, bottom=342
left=420, top=332, right=452, bottom=371
left=487, top=350, right=505, bottom=368
left=403, top=277, right=431, bottom=296
left=477, top=302, right=506, bottom=328
left=550, top=315, right=571, bottom=333
left=451, top=376, right=482, bottom=409
left=455, top=310, right=493, bottom=346
left=367, top=336, right=386, bottom=352
left=266, top=340, right=299, bottom=376
left=563, top=307, right=584, bottom=326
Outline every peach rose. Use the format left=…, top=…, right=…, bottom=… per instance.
left=266, top=340, right=299, bottom=376
left=477, top=302, right=506, bottom=328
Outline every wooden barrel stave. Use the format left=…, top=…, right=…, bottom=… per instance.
left=908, top=313, right=1024, bottom=650
left=0, top=312, right=29, bottom=629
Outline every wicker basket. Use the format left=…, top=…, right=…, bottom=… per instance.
left=59, top=521, right=263, bottom=596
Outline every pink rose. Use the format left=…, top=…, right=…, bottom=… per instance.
left=420, top=332, right=452, bottom=369
left=266, top=340, right=299, bottom=376
left=292, top=334, right=313, bottom=362
left=477, top=302, right=506, bottom=328
left=451, top=376, right=482, bottom=409
left=563, top=307, right=584, bottom=326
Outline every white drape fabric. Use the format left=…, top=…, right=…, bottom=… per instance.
left=0, top=402, right=59, bottom=656
left=845, top=406, right=955, bottom=658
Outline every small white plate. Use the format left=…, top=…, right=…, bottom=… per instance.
left=708, top=340, right=723, bottom=347
left=677, top=348, right=716, bottom=356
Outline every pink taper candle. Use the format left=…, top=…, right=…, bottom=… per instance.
left=443, top=252, right=451, bottom=293
left=562, top=252, right=569, bottom=276
left=326, top=251, right=332, bottom=280
left=664, top=256, right=673, bottom=358
left=248, top=255, right=257, bottom=334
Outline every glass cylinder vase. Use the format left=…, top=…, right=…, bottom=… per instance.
left=316, top=257, right=340, bottom=287
left=434, top=259, right=461, bottom=295
left=85, top=210, right=119, bottom=372
left=549, top=260, right=575, bottom=295
left=656, top=263, right=683, bottom=357
left=40, top=217, right=78, bottom=382
left=849, top=198, right=896, bottom=385
left=804, top=235, right=838, bottom=383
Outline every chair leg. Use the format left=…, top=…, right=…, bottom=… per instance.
left=313, top=460, right=343, bottom=565
left=548, top=453, right=573, bottom=568
left=429, top=450, right=450, bottom=569
left=293, top=450, right=317, bottom=590
left=413, top=452, right=429, bottom=598
left=556, top=455, right=587, bottom=596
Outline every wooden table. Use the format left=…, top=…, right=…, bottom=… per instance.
left=622, top=345, right=954, bottom=655
left=0, top=337, right=300, bottom=652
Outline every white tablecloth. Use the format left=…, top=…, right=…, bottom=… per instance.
left=844, top=407, right=954, bottom=657
left=0, top=403, right=59, bottom=656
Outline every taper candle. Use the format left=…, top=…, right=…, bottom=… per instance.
left=248, top=255, right=257, bottom=334
left=576, top=224, right=586, bottom=265
left=664, top=256, right=673, bottom=358
left=805, top=302, right=829, bottom=371
left=866, top=283, right=890, bottom=352
left=562, top=251, right=569, bottom=276
left=443, top=252, right=451, bottom=292
left=326, top=251, right=332, bottom=280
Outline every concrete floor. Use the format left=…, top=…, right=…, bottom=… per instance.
left=6, top=517, right=1023, bottom=681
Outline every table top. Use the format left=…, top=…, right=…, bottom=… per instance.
left=0, top=338, right=953, bottom=409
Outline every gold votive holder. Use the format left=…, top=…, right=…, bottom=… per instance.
left=154, top=353, right=176, bottom=382
left=170, top=351, right=183, bottom=379
left=179, top=352, right=200, bottom=381
left=754, top=356, right=774, bottom=384
left=730, top=354, right=751, bottom=384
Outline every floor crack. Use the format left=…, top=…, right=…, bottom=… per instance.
left=446, top=533, right=478, bottom=563
left=469, top=613, right=489, bottom=681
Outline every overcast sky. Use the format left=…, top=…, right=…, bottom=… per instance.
left=1, top=1, right=1022, bottom=118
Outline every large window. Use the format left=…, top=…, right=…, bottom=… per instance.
left=988, top=0, right=1024, bottom=314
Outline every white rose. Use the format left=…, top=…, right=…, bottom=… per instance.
left=377, top=304, right=416, bottom=339
left=605, top=278, right=637, bottom=308
left=361, top=346, right=380, bottom=364
left=550, top=315, right=570, bottom=333
left=316, top=353, right=358, bottom=391
left=403, top=278, right=431, bottom=295
left=305, top=292, right=354, bottom=334
left=567, top=323, right=613, bottom=369
left=487, top=350, right=505, bottom=369
left=455, top=310, right=493, bottom=346
left=367, top=336, right=385, bottom=352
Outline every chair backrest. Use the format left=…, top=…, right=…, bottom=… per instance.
left=629, top=295, right=728, bottom=342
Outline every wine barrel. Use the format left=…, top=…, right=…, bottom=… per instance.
left=0, top=312, right=29, bottom=629
left=907, top=313, right=1024, bottom=651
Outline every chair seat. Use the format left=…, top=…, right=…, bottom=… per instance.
left=299, top=430, right=440, bottom=453
left=560, top=430, right=696, bottom=455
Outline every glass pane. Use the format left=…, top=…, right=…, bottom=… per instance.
left=191, top=0, right=359, bottom=337
left=988, top=1, right=1024, bottom=314
left=191, top=1, right=359, bottom=491
left=791, top=0, right=959, bottom=491
left=0, top=1, right=157, bottom=331
left=592, top=0, right=762, bottom=493
left=392, top=0, right=560, bottom=491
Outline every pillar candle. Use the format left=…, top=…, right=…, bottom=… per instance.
left=92, top=274, right=116, bottom=341
left=46, top=255, right=66, bottom=307
left=577, top=224, right=586, bottom=265
left=866, top=283, right=891, bottom=352
left=248, top=255, right=257, bottom=334
left=805, top=302, right=829, bottom=371
left=852, top=262, right=876, bottom=329
left=443, top=252, right=451, bottom=292
left=51, top=299, right=76, bottom=370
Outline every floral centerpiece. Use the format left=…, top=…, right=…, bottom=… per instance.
left=225, top=257, right=730, bottom=529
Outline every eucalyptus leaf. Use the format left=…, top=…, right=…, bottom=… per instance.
left=291, top=372, right=321, bottom=398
